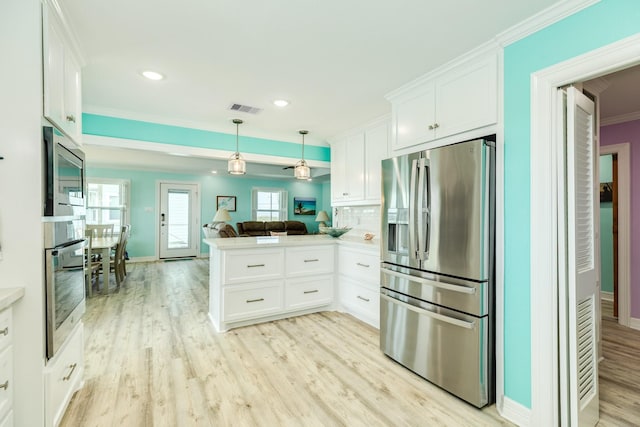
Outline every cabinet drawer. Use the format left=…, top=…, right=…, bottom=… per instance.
left=340, top=277, right=380, bottom=327
left=223, top=281, right=283, bottom=322
left=0, top=346, right=12, bottom=423
left=286, top=275, right=333, bottom=311
left=338, top=248, right=379, bottom=283
left=46, top=323, right=84, bottom=427
left=224, top=249, right=284, bottom=284
left=285, top=246, right=334, bottom=276
left=0, top=309, right=12, bottom=353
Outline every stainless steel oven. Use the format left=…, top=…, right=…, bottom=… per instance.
left=44, top=219, right=86, bottom=360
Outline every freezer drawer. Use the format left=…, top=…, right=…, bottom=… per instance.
left=380, top=289, right=491, bottom=408
left=381, top=264, right=488, bottom=316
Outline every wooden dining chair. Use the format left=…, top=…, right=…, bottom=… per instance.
left=86, top=224, right=114, bottom=238
left=84, top=231, right=101, bottom=297
left=109, top=225, right=130, bottom=288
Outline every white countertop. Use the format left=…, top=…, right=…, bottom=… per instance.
left=203, top=234, right=380, bottom=251
left=0, top=287, right=25, bottom=311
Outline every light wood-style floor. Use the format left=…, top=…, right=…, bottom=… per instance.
left=598, top=299, right=640, bottom=426
left=60, top=259, right=510, bottom=427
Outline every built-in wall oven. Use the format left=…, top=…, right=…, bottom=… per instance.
left=43, top=217, right=86, bottom=360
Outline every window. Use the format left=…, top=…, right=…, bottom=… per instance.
left=86, top=178, right=129, bottom=231
left=252, top=188, right=287, bottom=221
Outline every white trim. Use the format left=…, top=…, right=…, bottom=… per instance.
left=129, top=256, right=156, bottom=263
left=530, top=33, right=640, bottom=425
left=601, top=110, right=640, bottom=127
left=157, top=180, right=201, bottom=259
left=600, top=291, right=613, bottom=302
left=500, top=396, right=532, bottom=427
left=82, top=134, right=331, bottom=169
left=628, top=317, right=640, bottom=331
left=600, top=143, right=631, bottom=328
left=496, top=0, right=600, bottom=47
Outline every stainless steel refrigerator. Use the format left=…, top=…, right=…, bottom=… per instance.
left=380, top=137, right=495, bottom=408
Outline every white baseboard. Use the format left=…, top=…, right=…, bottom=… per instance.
left=628, top=317, right=640, bottom=331
left=129, top=256, right=156, bottom=263
left=600, top=291, right=614, bottom=302
left=499, top=396, right=531, bottom=427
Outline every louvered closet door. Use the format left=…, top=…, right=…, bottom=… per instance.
left=565, top=86, right=599, bottom=426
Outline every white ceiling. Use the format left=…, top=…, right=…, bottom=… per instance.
left=587, top=64, right=640, bottom=123
left=60, top=0, right=572, bottom=174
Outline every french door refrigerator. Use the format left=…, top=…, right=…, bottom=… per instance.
left=380, top=137, right=495, bottom=408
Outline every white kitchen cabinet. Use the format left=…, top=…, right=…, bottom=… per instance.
left=331, top=118, right=389, bottom=206
left=43, top=2, right=83, bottom=145
left=206, top=240, right=336, bottom=332
left=389, top=53, right=497, bottom=151
left=45, top=322, right=84, bottom=427
left=337, top=245, right=380, bottom=328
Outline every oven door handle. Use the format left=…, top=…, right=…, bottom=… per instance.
left=380, top=293, right=476, bottom=329
left=381, top=268, right=476, bottom=295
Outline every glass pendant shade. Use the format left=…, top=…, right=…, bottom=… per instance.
left=294, top=159, right=311, bottom=180
left=295, top=130, right=311, bottom=180
left=228, top=119, right=246, bottom=175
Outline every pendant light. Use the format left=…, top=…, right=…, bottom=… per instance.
left=294, top=130, right=311, bottom=180
left=228, top=119, right=246, bottom=175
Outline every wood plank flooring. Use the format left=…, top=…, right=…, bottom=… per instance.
left=60, top=259, right=510, bottom=427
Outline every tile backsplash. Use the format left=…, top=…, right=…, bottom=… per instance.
left=333, top=205, right=381, bottom=239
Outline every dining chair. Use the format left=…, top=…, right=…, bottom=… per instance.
left=84, top=231, right=101, bottom=297
left=109, top=225, right=130, bottom=288
left=86, top=224, right=114, bottom=238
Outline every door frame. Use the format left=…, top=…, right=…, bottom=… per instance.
left=529, top=34, right=640, bottom=425
left=599, top=144, right=631, bottom=327
left=156, top=180, right=201, bottom=259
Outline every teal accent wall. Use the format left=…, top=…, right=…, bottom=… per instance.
left=83, top=113, right=331, bottom=162
left=503, top=0, right=640, bottom=407
left=87, top=167, right=327, bottom=258
left=600, top=155, right=613, bottom=294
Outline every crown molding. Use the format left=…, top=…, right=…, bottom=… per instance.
left=496, top=0, right=600, bottom=47
left=601, top=110, right=640, bottom=127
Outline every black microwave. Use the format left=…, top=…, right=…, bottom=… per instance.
left=43, top=125, right=86, bottom=216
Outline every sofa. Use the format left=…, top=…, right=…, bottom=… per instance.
left=236, top=221, right=308, bottom=236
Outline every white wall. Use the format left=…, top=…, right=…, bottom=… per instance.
left=0, top=0, right=46, bottom=425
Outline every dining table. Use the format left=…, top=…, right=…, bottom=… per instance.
left=91, top=235, right=119, bottom=293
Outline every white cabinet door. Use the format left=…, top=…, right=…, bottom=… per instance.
left=344, top=133, right=365, bottom=201
left=330, top=138, right=348, bottom=203
left=364, top=122, right=388, bottom=202
left=435, top=55, right=497, bottom=139
left=392, top=83, right=436, bottom=150
left=43, top=4, right=83, bottom=146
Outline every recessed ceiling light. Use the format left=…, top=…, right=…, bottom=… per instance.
left=141, top=70, right=164, bottom=80
left=211, top=170, right=218, bottom=174
left=168, top=152, right=188, bottom=157
left=273, top=99, right=289, bottom=107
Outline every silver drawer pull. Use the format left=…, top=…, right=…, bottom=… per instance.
left=63, top=363, right=77, bottom=381
left=356, top=262, right=370, bottom=268
left=246, top=298, right=264, bottom=303
left=304, top=259, right=319, bottom=263
left=381, top=268, right=476, bottom=295
left=0, top=327, right=8, bottom=336
left=357, top=295, right=370, bottom=302
left=303, top=290, right=319, bottom=294
left=0, top=380, right=8, bottom=390
left=66, top=114, right=76, bottom=123
left=247, top=264, right=265, bottom=268
left=380, top=294, right=475, bottom=329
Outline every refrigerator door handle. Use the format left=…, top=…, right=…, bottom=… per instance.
left=409, top=158, right=419, bottom=261
left=381, top=268, right=477, bottom=295
left=417, top=157, right=431, bottom=260
left=380, top=294, right=476, bottom=329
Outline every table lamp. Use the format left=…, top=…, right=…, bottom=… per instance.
left=315, top=210, right=330, bottom=227
left=212, top=208, right=231, bottom=230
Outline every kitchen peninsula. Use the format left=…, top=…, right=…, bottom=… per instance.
left=203, top=235, right=338, bottom=332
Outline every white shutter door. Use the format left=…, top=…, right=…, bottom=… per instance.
left=565, top=86, right=599, bottom=426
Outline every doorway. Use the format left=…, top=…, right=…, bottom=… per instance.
left=529, top=34, right=640, bottom=425
left=159, top=182, right=200, bottom=259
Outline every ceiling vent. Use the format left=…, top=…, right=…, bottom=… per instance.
left=228, top=103, right=263, bottom=115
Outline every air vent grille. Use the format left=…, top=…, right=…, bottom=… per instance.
left=228, top=103, right=263, bottom=115
left=577, top=296, right=596, bottom=406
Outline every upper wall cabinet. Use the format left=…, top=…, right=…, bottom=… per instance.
left=43, top=3, right=83, bottom=146
left=387, top=52, right=497, bottom=152
left=331, top=118, right=389, bottom=206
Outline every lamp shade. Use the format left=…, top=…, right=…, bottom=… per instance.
left=315, top=210, right=329, bottom=222
left=213, top=208, right=231, bottom=222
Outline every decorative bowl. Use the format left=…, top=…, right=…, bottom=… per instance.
left=319, top=226, right=352, bottom=238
